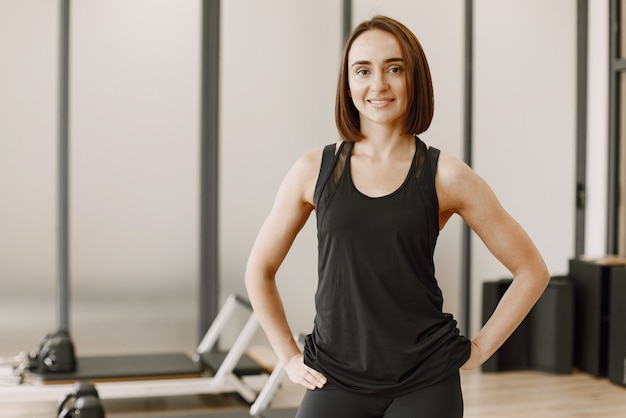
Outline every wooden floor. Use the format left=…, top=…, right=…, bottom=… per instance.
left=2, top=368, right=625, bottom=417
left=461, top=369, right=626, bottom=418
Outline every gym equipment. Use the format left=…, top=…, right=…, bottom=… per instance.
left=57, top=381, right=105, bottom=418
left=609, top=266, right=626, bottom=388
left=117, top=360, right=299, bottom=417
left=568, top=257, right=626, bottom=376
left=482, top=276, right=574, bottom=374
left=0, top=294, right=279, bottom=409
left=23, top=329, right=77, bottom=374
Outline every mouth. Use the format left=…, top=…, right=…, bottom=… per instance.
left=367, top=98, right=395, bottom=107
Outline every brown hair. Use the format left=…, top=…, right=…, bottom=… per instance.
left=335, top=15, right=434, bottom=142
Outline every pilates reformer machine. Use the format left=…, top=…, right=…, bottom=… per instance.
left=0, top=294, right=297, bottom=416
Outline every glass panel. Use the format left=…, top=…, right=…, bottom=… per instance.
left=0, top=1, right=58, bottom=359
left=70, top=0, right=200, bottom=356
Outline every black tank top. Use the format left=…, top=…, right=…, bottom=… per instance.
left=303, top=136, right=471, bottom=396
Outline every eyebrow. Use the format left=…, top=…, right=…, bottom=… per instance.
left=350, top=57, right=404, bottom=67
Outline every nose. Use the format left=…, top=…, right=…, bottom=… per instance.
left=371, top=71, right=389, bottom=93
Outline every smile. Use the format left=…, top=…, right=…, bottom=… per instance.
left=368, top=99, right=394, bottom=106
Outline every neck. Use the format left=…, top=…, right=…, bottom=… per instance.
left=358, top=115, right=411, bottom=141
left=354, top=132, right=415, bottom=159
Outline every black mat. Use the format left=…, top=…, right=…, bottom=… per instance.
left=198, top=351, right=266, bottom=376
left=25, top=353, right=202, bottom=383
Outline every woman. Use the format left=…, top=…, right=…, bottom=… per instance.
left=245, top=15, right=549, bottom=418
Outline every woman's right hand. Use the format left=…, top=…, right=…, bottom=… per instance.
left=460, top=340, right=483, bottom=371
left=284, top=353, right=327, bottom=390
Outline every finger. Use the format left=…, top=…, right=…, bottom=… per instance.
left=286, top=368, right=314, bottom=389
left=291, top=369, right=324, bottom=390
left=292, top=372, right=317, bottom=390
left=305, top=366, right=325, bottom=379
left=302, top=369, right=327, bottom=388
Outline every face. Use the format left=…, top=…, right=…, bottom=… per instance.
left=347, top=29, right=408, bottom=132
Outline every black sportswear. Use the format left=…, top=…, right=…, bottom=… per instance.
left=303, top=137, right=471, bottom=396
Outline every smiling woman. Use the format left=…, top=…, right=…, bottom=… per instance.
left=245, top=14, right=549, bottom=418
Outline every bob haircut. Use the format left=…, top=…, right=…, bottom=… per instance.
left=335, top=15, right=434, bottom=142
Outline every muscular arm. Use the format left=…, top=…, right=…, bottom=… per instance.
left=436, top=152, right=550, bottom=369
left=244, top=148, right=327, bottom=389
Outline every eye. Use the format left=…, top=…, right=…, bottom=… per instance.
left=355, top=68, right=369, bottom=76
left=388, top=65, right=403, bottom=74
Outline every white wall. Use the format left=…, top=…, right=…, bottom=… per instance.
left=68, top=0, right=201, bottom=355
left=0, top=0, right=201, bottom=357
left=472, top=0, right=577, bottom=333
left=219, top=0, right=343, bottom=342
left=0, top=0, right=58, bottom=356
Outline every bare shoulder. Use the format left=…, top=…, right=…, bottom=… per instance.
left=283, top=145, right=328, bottom=206
left=295, top=141, right=341, bottom=169
left=291, top=147, right=325, bottom=185
left=435, top=150, right=494, bottom=215
left=294, top=147, right=324, bottom=173
left=436, top=151, right=471, bottom=182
